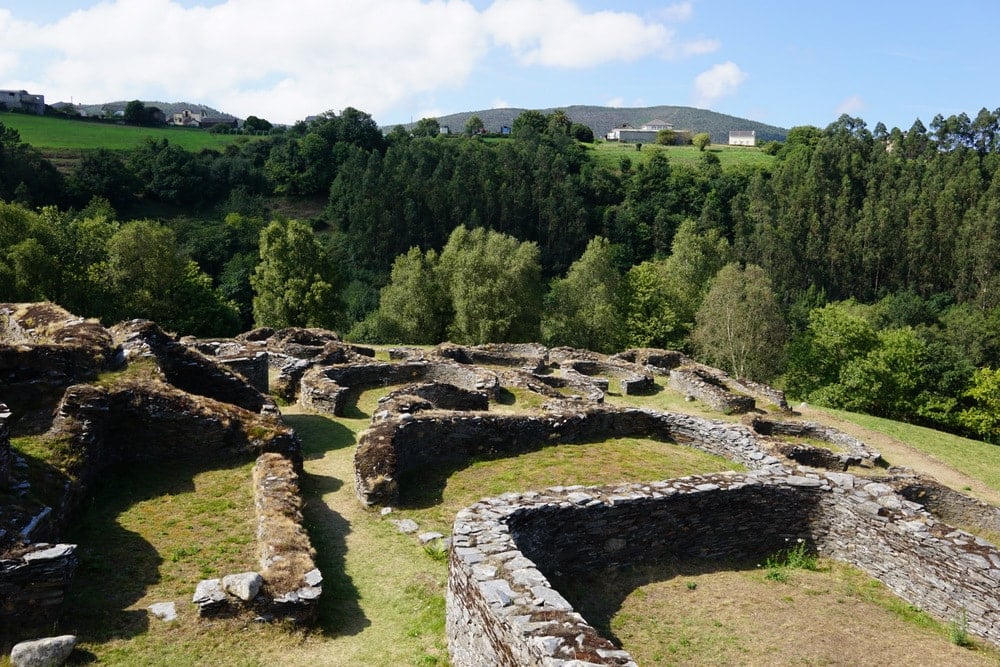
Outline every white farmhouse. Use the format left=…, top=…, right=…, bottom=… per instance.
left=729, top=130, right=756, bottom=146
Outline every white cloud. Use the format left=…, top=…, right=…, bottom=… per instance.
left=693, top=61, right=747, bottom=108
left=483, top=0, right=672, bottom=67
left=2, top=0, right=724, bottom=124
left=606, top=97, right=625, bottom=108
left=491, top=98, right=511, bottom=109
left=18, top=0, right=488, bottom=124
left=835, top=94, right=867, bottom=116
left=659, top=2, right=693, bottom=22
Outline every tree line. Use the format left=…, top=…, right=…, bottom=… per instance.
left=3, top=106, right=1000, bottom=442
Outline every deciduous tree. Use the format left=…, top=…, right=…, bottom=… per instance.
left=251, top=219, right=341, bottom=328
left=436, top=226, right=541, bottom=343
left=692, top=263, right=786, bottom=380
left=542, top=237, right=623, bottom=352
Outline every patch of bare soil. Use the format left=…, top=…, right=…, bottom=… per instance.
left=557, top=561, right=1000, bottom=666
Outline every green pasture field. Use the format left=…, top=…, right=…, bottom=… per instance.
left=586, top=139, right=775, bottom=171
left=0, top=112, right=254, bottom=151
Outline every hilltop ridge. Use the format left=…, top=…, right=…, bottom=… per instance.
left=426, top=104, right=788, bottom=143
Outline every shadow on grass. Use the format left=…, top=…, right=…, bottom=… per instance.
left=283, top=414, right=358, bottom=459
left=396, top=460, right=470, bottom=510
left=550, top=558, right=759, bottom=647
left=300, top=472, right=370, bottom=637
left=60, top=463, right=201, bottom=643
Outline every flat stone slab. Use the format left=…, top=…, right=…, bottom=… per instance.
left=391, top=518, right=419, bottom=534
left=418, top=531, right=445, bottom=544
left=148, top=601, right=177, bottom=622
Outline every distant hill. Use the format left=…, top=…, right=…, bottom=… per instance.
left=427, top=105, right=787, bottom=144
left=53, top=100, right=236, bottom=120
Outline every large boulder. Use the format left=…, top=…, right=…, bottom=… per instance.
left=10, top=635, right=76, bottom=667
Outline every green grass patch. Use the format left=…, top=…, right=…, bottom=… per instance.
left=586, top=141, right=774, bottom=172
left=1, top=111, right=256, bottom=151
left=397, top=437, right=744, bottom=535
left=761, top=539, right=819, bottom=582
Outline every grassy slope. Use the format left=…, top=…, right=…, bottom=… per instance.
left=586, top=140, right=774, bottom=171
left=12, top=374, right=1000, bottom=665
left=0, top=112, right=251, bottom=151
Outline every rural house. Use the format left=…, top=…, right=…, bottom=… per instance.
left=0, top=90, right=44, bottom=115
left=729, top=130, right=756, bottom=146
left=170, top=108, right=237, bottom=129
left=606, top=119, right=676, bottom=144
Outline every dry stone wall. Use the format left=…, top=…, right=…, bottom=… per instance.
left=0, top=543, right=78, bottom=651
left=748, top=416, right=882, bottom=470
left=376, top=383, right=490, bottom=416
left=435, top=343, right=549, bottom=372
left=354, top=407, right=781, bottom=506
left=0, top=303, right=116, bottom=413
left=300, top=361, right=500, bottom=417
left=447, top=469, right=1000, bottom=665
left=113, top=320, right=274, bottom=414
left=668, top=366, right=756, bottom=414
left=610, top=348, right=688, bottom=371
left=188, top=339, right=270, bottom=394
left=193, top=453, right=321, bottom=623
left=885, top=471, right=1000, bottom=536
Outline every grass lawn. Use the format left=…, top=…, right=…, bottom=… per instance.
left=586, top=140, right=774, bottom=171
left=16, top=376, right=1000, bottom=665
left=0, top=112, right=253, bottom=151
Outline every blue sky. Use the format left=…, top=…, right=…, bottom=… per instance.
left=0, top=0, right=994, bottom=130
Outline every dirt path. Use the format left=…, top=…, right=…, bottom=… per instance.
left=797, top=405, right=1000, bottom=506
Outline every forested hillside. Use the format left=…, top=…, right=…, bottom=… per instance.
left=429, top=104, right=788, bottom=143
left=2, top=105, right=1000, bottom=443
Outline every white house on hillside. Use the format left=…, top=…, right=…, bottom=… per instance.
left=606, top=119, right=676, bottom=143
left=729, top=130, right=756, bottom=146
left=0, top=90, right=44, bottom=115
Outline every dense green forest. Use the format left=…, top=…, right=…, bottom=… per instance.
left=2, top=106, right=1000, bottom=443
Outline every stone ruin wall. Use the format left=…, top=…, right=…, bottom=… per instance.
left=188, top=339, right=270, bottom=394
left=299, top=360, right=501, bottom=417
left=114, top=320, right=275, bottom=415
left=354, top=407, right=783, bottom=507
left=748, top=415, right=883, bottom=470
left=558, top=359, right=654, bottom=396
left=0, top=310, right=324, bottom=646
left=447, top=470, right=1000, bottom=666
left=668, top=366, right=757, bottom=414
left=375, top=382, right=490, bottom=419
left=725, top=375, right=790, bottom=412
left=435, top=342, right=549, bottom=372
left=884, top=472, right=1000, bottom=537
left=0, top=303, right=116, bottom=413
left=0, top=544, right=78, bottom=652
left=192, top=453, right=321, bottom=623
